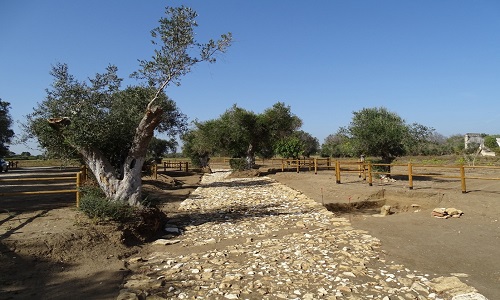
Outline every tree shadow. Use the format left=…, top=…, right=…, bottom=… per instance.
left=0, top=241, right=126, bottom=300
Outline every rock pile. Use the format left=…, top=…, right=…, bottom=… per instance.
left=118, top=170, right=485, bottom=300
left=432, top=208, right=464, bottom=219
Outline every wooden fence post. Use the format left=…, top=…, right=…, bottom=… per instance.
left=281, top=159, right=285, bottom=172
left=408, top=162, right=413, bottom=190
left=335, top=160, right=341, bottom=184
left=368, top=163, right=373, bottom=186
left=184, top=162, right=189, bottom=172
left=76, top=172, right=82, bottom=208
left=460, top=165, right=467, bottom=193
left=314, top=158, right=318, bottom=174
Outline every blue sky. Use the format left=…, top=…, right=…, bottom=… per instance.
left=2, top=0, right=500, bottom=155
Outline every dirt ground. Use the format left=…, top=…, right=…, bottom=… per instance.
left=1, top=165, right=499, bottom=299
left=0, top=168, right=201, bottom=300
left=268, top=168, right=500, bottom=300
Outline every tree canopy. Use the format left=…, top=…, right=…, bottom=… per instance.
left=24, top=5, right=232, bottom=206
left=321, top=107, right=436, bottom=163
left=182, top=102, right=302, bottom=168
left=0, top=99, right=14, bottom=157
left=347, top=107, right=408, bottom=162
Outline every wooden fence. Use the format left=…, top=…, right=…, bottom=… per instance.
left=279, top=158, right=500, bottom=193
left=0, top=170, right=85, bottom=207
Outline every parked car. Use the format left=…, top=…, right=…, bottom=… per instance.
left=0, top=159, right=9, bottom=172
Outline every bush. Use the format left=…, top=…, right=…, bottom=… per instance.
left=79, top=186, right=134, bottom=222
left=229, top=158, right=247, bottom=171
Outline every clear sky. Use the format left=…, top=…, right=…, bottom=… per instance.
left=2, top=0, right=500, bottom=155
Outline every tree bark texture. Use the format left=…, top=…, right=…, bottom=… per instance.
left=81, top=106, right=164, bottom=206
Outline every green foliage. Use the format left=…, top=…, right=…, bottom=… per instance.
left=24, top=64, right=187, bottom=172
left=294, top=130, right=319, bottom=157
left=484, top=135, right=500, bottom=150
left=348, top=107, right=407, bottom=163
left=404, top=123, right=437, bottom=155
left=274, top=136, right=304, bottom=159
left=148, top=136, right=177, bottom=163
left=132, top=6, right=232, bottom=89
left=229, top=158, right=247, bottom=171
left=183, top=102, right=302, bottom=169
left=321, top=130, right=355, bottom=157
left=442, top=134, right=465, bottom=155
left=79, top=186, right=134, bottom=221
left=0, top=99, right=15, bottom=156
left=23, top=6, right=231, bottom=206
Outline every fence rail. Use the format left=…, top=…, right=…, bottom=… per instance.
left=0, top=172, right=84, bottom=207
left=279, top=158, right=500, bottom=193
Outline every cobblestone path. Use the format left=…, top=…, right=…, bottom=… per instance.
left=118, top=171, right=486, bottom=300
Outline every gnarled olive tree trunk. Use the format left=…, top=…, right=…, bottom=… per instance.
left=81, top=106, right=163, bottom=206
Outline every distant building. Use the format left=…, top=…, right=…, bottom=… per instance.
left=464, top=133, right=499, bottom=156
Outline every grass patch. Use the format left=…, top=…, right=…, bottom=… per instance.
left=79, top=186, right=134, bottom=222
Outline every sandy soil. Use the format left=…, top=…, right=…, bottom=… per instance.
left=1, top=165, right=499, bottom=299
left=269, top=168, right=500, bottom=300
left=0, top=168, right=201, bottom=300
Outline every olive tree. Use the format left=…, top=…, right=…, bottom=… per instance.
left=183, top=102, right=302, bottom=169
left=320, top=130, right=354, bottom=158
left=347, top=107, right=408, bottom=165
left=0, top=99, right=14, bottom=156
left=24, top=6, right=231, bottom=206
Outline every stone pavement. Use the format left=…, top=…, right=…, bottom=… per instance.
left=118, top=170, right=487, bottom=300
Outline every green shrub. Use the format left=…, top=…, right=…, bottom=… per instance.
left=79, top=186, right=134, bottom=222
left=229, top=158, right=247, bottom=171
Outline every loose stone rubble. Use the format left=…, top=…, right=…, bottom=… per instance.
left=118, top=170, right=486, bottom=300
left=431, top=208, right=464, bottom=219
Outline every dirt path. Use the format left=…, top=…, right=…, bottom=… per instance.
left=1, top=166, right=498, bottom=299
left=269, top=170, right=500, bottom=300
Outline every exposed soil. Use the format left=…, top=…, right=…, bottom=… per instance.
left=1, top=165, right=499, bottom=299
left=268, top=168, right=500, bottom=300
left=0, top=168, right=201, bottom=300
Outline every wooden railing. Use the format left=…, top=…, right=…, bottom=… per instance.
left=278, top=158, right=500, bottom=193
left=0, top=171, right=84, bottom=207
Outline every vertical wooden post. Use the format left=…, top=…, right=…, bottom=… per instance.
left=281, top=159, right=285, bottom=172
left=408, top=162, right=413, bottom=190
left=460, top=165, right=467, bottom=193
left=76, top=172, right=81, bottom=208
left=314, top=158, right=318, bottom=174
left=358, top=155, right=365, bottom=179
left=335, top=160, right=341, bottom=184
left=296, top=159, right=300, bottom=173
left=368, top=163, right=373, bottom=186
left=80, top=165, right=87, bottom=181
left=184, top=162, right=189, bottom=172
left=154, top=164, right=158, bottom=179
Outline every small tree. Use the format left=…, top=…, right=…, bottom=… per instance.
left=404, top=123, right=436, bottom=156
left=348, top=107, right=408, bottom=166
left=320, top=130, right=354, bottom=158
left=295, top=130, right=319, bottom=157
left=0, top=99, right=14, bottom=156
left=484, top=135, right=500, bottom=153
left=274, top=136, right=304, bottom=159
left=443, top=134, right=466, bottom=155
left=184, top=102, right=302, bottom=169
left=462, top=142, right=481, bottom=166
